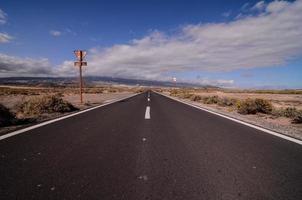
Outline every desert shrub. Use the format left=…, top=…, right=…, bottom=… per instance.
left=170, top=89, right=183, bottom=96
left=237, top=98, right=273, bottom=114
left=182, top=93, right=194, bottom=99
left=203, top=96, right=219, bottom=104
left=292, top=111, right=302, bottom=124
left=217, top=97, right=237, bottom=107
left=108, top=88, right=118, bottom=93
left=170, top=89, right=193, bottom=99
left=254, top=98, right=273, bottom=114
left=237, top=99, right=258, bottom=114
left=273, top=107, right=302, bottom=123
left=190, top=95, right=202, bottom=102
left=17, top=95, right=78, bottom=116
left=274, top=107, right=299, bottom=118
left=0, top=104, right=15, bottom=127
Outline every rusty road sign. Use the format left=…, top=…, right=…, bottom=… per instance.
left=73, top=50, right=87, bottom=104
left=74, top=61, right=87, bottom=67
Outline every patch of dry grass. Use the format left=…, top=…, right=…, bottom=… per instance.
left=16, top=95, right=78, bottom=117
left=237, top=98, right=273, bottom=115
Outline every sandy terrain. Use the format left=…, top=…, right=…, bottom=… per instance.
left=193, top=91, right=302, bottom=109
left=0, top=92, right=134, bottom=112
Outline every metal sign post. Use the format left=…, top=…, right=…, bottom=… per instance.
left=74, top=50, right=87, bottom=104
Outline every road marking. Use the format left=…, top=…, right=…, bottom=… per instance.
left=148, top=98, right=150, bottom=101
left=138, top=175, right=148, bottom=181
left=156, top=92, right=302, bottom=145
left=142, top=137, right=147, bottom=142
left=0, top=93, right=141, bottom=141
left=145, top=106, right=151, bottom=119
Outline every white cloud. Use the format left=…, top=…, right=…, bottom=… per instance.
left=0, top=33, right=13, bottom=43
left=1, top=0, right=302, bottom=88
left=0, top=53, right=53, bottom=77
left=266, top=0, right=290, bottom=13
left=49, top=30, right=62, bottom=37
left=251, top=1, right=266, bottom=11
left=56, top=0, right=302, bottom=83
left=0, top=8, right=7, bottom=25
left=193, top=78, right=234, bottom=86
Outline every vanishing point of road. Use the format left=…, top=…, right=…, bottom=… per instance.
left=0, top=91, right=301, bottom=199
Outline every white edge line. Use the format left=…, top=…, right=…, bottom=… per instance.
left=0, top=93, right=141, bottom=141
left=155, top=92, right=302, bottom=145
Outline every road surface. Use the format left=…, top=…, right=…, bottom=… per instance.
left=0, top=91, right=301, bottom=199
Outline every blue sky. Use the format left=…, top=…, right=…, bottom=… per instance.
left=0, top=0, right=301, bottom=88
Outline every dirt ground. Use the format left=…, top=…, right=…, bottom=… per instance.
left=193, top=91, right=302, bottom=109
left=0, top=92, right=135, bottom=112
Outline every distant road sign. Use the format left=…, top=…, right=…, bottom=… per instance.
left=74, top=50, right=87, bottom=60
left=74, top=61, right=87, bottom=67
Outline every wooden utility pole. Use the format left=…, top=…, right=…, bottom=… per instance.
left=74, top=50, right=87, bottom=104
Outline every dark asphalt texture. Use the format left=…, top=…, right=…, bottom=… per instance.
left=0, top=91, right=301, bottom=200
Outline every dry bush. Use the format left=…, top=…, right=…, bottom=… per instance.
left=237, top=98, right=273, bottom=114
left=170, top=89, right=181, bottom=96
left=273, top=107, right=302, bottom=124
left=170, top=89, right=193, bottom=99
left=190, top=95, right=203, bottom=102
left=217, top=97, right=237, bottom=107
left=254, top=98, right=273, bottom=114
left=0, top=104, right=15, bottom=127
left=133, top=88, right=147, bottom=93
left=17, top=95, right=78, bottom=117
left=237, top=99, right=258, bottom=114
left=292, top=112, right=302, bottom=124
left=84, top=88, right=104, bottom=94
left=203, top=96, right=219, bottom=104
left=273, top=107, right=298, bottom=118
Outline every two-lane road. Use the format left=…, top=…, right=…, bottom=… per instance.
left=0, top=91, right=301, bottom=199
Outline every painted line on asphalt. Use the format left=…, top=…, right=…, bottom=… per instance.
left=0, top=93, right=141, bottom=141
left=145, top=106, right=151, bottom=119
left=148, top=98, right=150, bottom=102
left=156, top=92, right=302, bottom=145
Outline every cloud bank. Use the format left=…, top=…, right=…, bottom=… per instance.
left=0, top=33, right=13, bottom=43
left=0, top=53, right=53, bottom=77
left=1, top=0, right=302, bottom=86
left=0, top=8, right=12, bottom=43
left=59, top=0, right=302, bottom=81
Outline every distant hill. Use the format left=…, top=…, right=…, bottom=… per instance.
left=0, top=76, right=218, bottom=89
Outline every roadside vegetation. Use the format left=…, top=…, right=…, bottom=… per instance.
left=0, top=104, right=16, bottom=127
left=0, top=95, right=78, bottom=128
left=169, top=89, right=302, bottom=124
left=16, top=95, right=78, bottom=117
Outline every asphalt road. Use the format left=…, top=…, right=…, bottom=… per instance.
left=0, top=91, right=301, bottom=200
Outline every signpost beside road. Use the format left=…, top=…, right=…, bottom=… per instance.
left=74, top=50, right=87, bottom=104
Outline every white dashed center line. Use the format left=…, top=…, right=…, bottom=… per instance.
left=148, top=98, right=150, bottom=101
left=145, top=106, right=151, bottom=119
